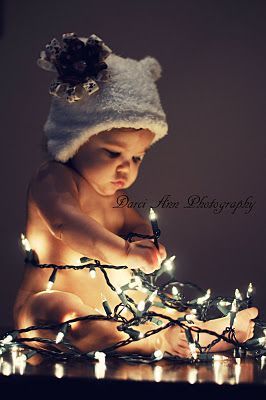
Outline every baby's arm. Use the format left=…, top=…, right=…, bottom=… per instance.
left=30, top=162, right=163, bottom=270
left=121, top=200, right=154, bottom=237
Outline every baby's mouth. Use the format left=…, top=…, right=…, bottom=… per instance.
left=112, top=180, right=126, bottom=188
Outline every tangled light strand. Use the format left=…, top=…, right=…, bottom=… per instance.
left=2, top=209, right=266, bottom=365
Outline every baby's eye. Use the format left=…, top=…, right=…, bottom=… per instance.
left=104, top=149, right=120, bottom=158
left=133, top=155, right=144, bottom=163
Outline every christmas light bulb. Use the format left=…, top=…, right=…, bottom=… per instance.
left=231, top=299, right=238, bottom=313
left=21, top=233, right=31, bottom=252
left=153, top=349, right=164, bottom=360
left=46, top=280, right=54, bottom=291
left=172, top=286, right=179, bottom=296
left=148, top=290, right=158, bottom=303
left=235, top=289, right=242, bottom=300
left=137, top=300, right=145, bottom=312
left=54, top=363, right=64, bottom=379
left=197, top=289, right=211, bottom=304
left=1, top=334, right=13, bottom=344
left=219, top=300, right=231, bottom=307
left=115, top=287, right=128, bottom=305
left=149, top=208, right=157, bottom=221
left=186, top=314, right=196, bottom=322
left=189, top=343, right=197, bottom=360
left=247, top=282, right=253, bottom=298
left=55, top=323, right=69, bottom=344
left=94, top=351, right=106, bottom=363
left=89, top=267, right=96, bottom=279
left=153, top=365, right=163, bottom=382
left=163, top=255, right=176, bottom=272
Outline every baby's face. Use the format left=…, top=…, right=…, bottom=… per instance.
left=69, top=128, right=155, bottom=196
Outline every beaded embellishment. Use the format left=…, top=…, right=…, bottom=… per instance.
left=37, top=33, right=112, bottom=103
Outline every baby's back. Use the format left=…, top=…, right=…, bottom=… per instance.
left=13, top=160, right=133, bottom=326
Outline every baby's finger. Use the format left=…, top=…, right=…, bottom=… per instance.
left=158, top=244, right=167, bottom=261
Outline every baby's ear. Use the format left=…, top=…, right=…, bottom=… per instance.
left=140, top=56, right=162, bottom=82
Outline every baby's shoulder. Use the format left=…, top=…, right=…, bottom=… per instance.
left=31, top=160, right=77, bottom=184
left=28, top=160, right=79, bottom=201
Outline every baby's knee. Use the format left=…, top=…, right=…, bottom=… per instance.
left=17, top=290, right=84, bottom=329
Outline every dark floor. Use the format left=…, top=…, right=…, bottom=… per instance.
left=1, top=327, right=265, bottom=398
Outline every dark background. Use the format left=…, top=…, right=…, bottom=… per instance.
left=0, top=0, right=265, bottom=326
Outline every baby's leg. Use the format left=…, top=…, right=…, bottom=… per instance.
left=193, top=308, right=258, bottom=352
left=15, top=290, right=124, bottom=363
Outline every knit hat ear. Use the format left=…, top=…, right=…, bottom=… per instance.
left=140, top=56, right=162, bottom=81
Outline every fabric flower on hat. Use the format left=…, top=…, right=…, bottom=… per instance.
left=37, top=33, right=112, bottom=103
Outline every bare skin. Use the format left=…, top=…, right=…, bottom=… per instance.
left=13, top=127, right=258, bottom=361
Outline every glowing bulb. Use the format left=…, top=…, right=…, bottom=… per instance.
left=148, top=290, right=158, bottom=302
left=219, top=300, right=231, bottom=307
left=21, top=233, right=31, bottom=252
left=137, top=300, right=145, bottom=312
left=235, top=289, right=242, bottom=300
left=189, top=343, right=197, bottom=360
left=153, top=349, right=164, bottom=360
left=54, top=363, right=64, bottom=378
left=46, top=281, right=54, bottom=291
left=89, top=269, right=96, bottom=279
left=247, top=282, right=253, bottom=297
left=197, top=289, right=211, bottom=305
left=55, top=332, right=64, bottom=344
left=1, top=335, right=13, bottom=344
left=149, top=208, right=157, bottom=221
left=172, top=286, right=179, bottom=296
left=153, top=365, right=163, bottom=382
left=188, top=367, right=198, bottom=384
left=163, top=255, right=176, bottom=272
left=213, top=355, right=228, bottom=361
left=186, top=314, right=196, bottom=322
left=94, top=351, right=106, bottom=363
left=231, top=299, right=238, bottom=313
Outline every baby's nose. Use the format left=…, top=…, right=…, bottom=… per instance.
left=117, top=159, right=130, bottom=171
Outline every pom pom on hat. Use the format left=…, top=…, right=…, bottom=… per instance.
left=139, top=56, right=162, bottom=81
left=38, top=33, right=168, bottom=162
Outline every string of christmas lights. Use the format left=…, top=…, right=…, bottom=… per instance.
left=1, top=208, right=266, bottom=369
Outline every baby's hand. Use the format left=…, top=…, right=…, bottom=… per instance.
left=125, top=239, right=167, bottom=274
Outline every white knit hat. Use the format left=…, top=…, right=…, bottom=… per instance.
left=38, top=33, right=168, bottom=162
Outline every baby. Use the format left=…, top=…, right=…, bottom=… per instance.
left=13, top=33, right=257, bottom=360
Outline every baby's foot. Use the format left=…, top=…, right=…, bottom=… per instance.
left=195, top=307, right=258, bottom=352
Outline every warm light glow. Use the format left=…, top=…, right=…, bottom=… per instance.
left=153, top=349, right=164, bottom=360
left=231, top=299, right=238, bottom=313
left=148, top=290, right=158, bottom=303
left=137, top=300, right=145, bottom=312
left=234, top=288, right=242, bottom=300
left=219, top=300, right=231, bottom=307
left=94, top=351, right=106, bottom=363
left=21, top=233, right=31, bottom=252
left=89, top=269, right=96, bottom=279
left=247, top=282, right=253, bottom=296
left=163, top=255, right=176, bottom=272
left=149, top=207, right=157, bottom=221
left=153, top=365, right=163, bottom=382
left=188, top=367, right=198, bottom=384
left=55, top=331, right=64, bottom=344
left=189, top=343, right=197, bottom=360
left=186, top=314, right=196, bottom=322
left=213, top=355, right=228, bottom=361
left=1, top=334, right=13, bottom=344
left=46, top=281, right=54, bottom=291
left=172, top=286, right=179, bottom=296
left=54, top=363, right=64, bottom=378
left=197, top=289, right=211, bottom=304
